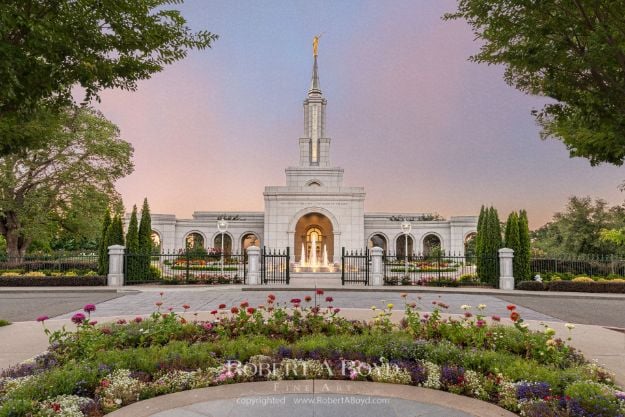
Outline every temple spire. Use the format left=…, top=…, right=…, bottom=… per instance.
left=309, top=55, right=321, bottom=94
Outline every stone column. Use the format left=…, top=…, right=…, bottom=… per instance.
left=498, top=248, right=514, bottom=290
left=370, top=246, right=384, bottom=286
left=246, top=246, right=261, bottom=285
left=107, top=245, right=125, bottom=287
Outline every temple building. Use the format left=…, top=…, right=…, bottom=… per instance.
left=150, top=49, right=478, bottom=267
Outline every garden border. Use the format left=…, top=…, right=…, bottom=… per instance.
left=105, top=380, right=517, bottom=417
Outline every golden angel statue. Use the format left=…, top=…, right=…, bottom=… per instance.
left=313, top=35, right=320, bottom=56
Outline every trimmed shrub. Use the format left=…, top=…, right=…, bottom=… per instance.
left=516, top=281, right=546, bottom=291
left=548, top=280, right=625, bottom=293
left=0, top=275, right=106, bottom=287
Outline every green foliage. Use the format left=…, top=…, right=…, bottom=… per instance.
left=0, top=319, right=10, bottom=327
left=517, top=210, right=531, bottom=280
left=137, top=198, right=153, bottom=279
left=505, top=212, right=521, bottom=283
left=532, top=196, right=625, bottom=256
left=105, top=216, right=124, bottom=249
left=475, top=205, right=486, bottom=278
left=0, top=1, right=218, bottom=155
left=125, top=206, right=140, bottom=280
left=97, top=209, right=112, bottom=275
left=477, top=206, right=503, bottom=286
left=445, top=1, right=625, bottom=166
left=0, top=107, right=132, bottom=259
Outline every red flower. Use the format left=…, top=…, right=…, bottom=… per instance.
left=240, top=301, right=249, bottom=308
left=247, top=307, right=256, bottom=314
left=491, top=315, right=501, bottom=322
left=83, top=304, right=96, bottom=313
left=325, top=296, right=333, bottom=302
left=71, top=313, right=86, bottom=325
left=89, top=320, right=98, bottom=326
left=316, top=289, right=324, bottom=295
left=155, top=301, right=163, bottom=307
left=290, top=298, right=301, bottom=304
left=293, top=303, right=300, bottom=308
left=267, top=294, right=276, bottom=301
left=167, top=306, right=174, bottom=312
left=219, top=303, right=227, bottom=309
left=506, top=304, right=516, bottom=311
left=464, top=311, right=473, bottom=318
left=116, top=319, right=127, bottom=324
left=231, top=306, right=240, bottom=314
left=510, top=311, right=520, bottom=322
left=134, top=316, right=143, bottom=323
left=304, top=295, right=312, bottom=302
left=182, top=304, right=191, bottom=311
left=210, top=310, right=218, bottom=315
left=333, top=308, right=340, bottom=314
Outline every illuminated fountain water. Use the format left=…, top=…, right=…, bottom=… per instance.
left=322, top=244, right=328, bottom=267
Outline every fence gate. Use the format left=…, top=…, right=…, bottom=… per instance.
left=261, top=247, right=290, bottom=284
left=341, top=248, right=369, bottom=285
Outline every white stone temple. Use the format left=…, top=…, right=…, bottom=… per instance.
left=150, top=51, right=478, bottom=267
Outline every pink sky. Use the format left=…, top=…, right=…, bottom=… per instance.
left=94, top=0, right=624, bottom=229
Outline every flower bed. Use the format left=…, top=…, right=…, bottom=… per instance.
left=0, top=294, right=623, bottom=417
left=516, top=280, right=625, bottom=293
left=0, top=275, right=106, bottom=287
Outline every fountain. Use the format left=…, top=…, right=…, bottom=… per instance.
left=322, top=244, right=328, bottom=267
left=310, top=233, right=318, bottom=268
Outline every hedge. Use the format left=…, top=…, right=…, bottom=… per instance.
left=0, top=275, right=106, bottom=287
left=516, top=280, right=625, bottom=293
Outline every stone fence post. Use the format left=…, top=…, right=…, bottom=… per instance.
left=498, top=248, right=514, bottom=290
left=370, top=246, right=384, bottom=286
left=246, top=246, right=261, bottom=285
left=107, top=245, right=125, bottom=287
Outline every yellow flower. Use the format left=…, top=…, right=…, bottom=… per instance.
left=565, top=323, right=575, bottom=330
left=544, top=328, right=556, bottom=337
left=387, top=303, right=394, bottom=309
left=371, top=306, right=377, bottom=311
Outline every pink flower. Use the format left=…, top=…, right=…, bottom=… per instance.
left=240, top=301, right=249, bottom=308
left=89, top=320, right=98, bottom=326
left=267, top=294, right=276, bottom=301
left=83, top=304, right=96, bottom=313
left=293, top=303, right=301, bottom=308
left=159, top=291, right=164, bottom=297
left=101, top=327, right=111, bottom=334
left=202, top=322, right=213, bottom=331
left=155, top=301, right=163, bottom=307
left=333, top=308, right=340, bottom=314
left=316, top=289, right=324, bottom=295
left=290, top=298, right=301, bottom=304
left=325, top=296, right=333, bottom=303
left=476, top=320, right=486, bottom=328
left=182, top=304, right=190, bottom=311
left=116, top=319, right=127, bottom=324
left=168, top=306, right=174, bottom=312
left=36, top=315, right=49, bottom=323
left=71, top=313, right=86, bottom=325
left=491, top=315, right=501, bottom=322
left=464, top=311, right=473, bottom=318
left=134, top=316, right=143, bottom=323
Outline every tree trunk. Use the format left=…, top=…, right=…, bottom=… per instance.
left=1, top=211, right=29, bottom=263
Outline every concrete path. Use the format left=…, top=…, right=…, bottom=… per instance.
left=106, top=381, right=516, bottom=417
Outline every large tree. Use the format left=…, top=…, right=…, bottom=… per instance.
left=445, top=1, right=625, bottom=166
left=532, top=196, right=625, bottom=256
left=0, top=0, right=217, bottom=155
left=0, top=106, right=133, bottom=259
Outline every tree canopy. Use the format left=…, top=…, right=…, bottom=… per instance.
left=445, top=1, right=625, bottom=165
left=0, top=0, right=217, bottom=155
left=0, top=106, right=133, bottom=258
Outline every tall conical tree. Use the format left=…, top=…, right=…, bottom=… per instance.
left=475, top=205, right=486, bottom=278
left=125, top=206, right=139, bottom=280
left=98, top=209, right=112, bottom=275
left=481, top=206, right=502, bottom=286
left=505, top=212, right=521, bottom=283
left=517, top=210, right=531, bottom=281
left=137, top=198, right=153, bottom=279
left=105, top=215, right=124, bottom=249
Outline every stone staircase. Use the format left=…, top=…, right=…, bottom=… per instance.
left=288, top=272, right=343, bottom=288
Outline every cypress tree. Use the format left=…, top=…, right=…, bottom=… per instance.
left=138, top=198, right=153, bottom=278
left=518, top=210, right=531, bottom=281
left=105, top=215, right=125, bottom=249
left=125, top=205, right=139, bottom=280
left=98, top=208, right=111, bottom=275
left=475, top=205, right=486, bottom=278
left=482, top=206, right=502, bottom=286
left=505, top=212, right=521, bottom=283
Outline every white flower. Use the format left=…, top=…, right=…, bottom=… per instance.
left=114, top=398, right=122, bottom=405
left=477, top=304, right=487, bottom=310
left=565, top=323, right=575, bottom=330
left=460, top=304, right=472, bottom=310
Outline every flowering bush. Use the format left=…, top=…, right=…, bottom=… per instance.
left=0, top=293, right=622, bottom=417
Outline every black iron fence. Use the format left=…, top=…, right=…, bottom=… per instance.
left=124, top=250, right=246, bottom=285
left=0, top=254, right=99, bottom=276
left=261, top=247, right=290, bottom=284
left=383, top=252, right=498, bottom=287
left=341, top=248, right=369, bottom=285
left=531, top=255, right=625, bottom=279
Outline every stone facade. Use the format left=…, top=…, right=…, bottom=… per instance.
left=148, top=54, right=477, bottom=260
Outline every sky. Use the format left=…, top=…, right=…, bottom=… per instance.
left=95, top=0, right=625, bottom=229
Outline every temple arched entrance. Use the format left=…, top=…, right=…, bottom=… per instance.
left=294, top=212, right=334, bottom=266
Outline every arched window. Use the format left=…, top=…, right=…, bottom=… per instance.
left=241, top=233, right=260, bottom=251
left=395, top=235, right=414, bottom=259
left=151, top=231, right=161, bottom=254
left=214, top=233, right=233, bottom=256
left=368, top=234, right=387, bottom=252
left=185, top=232, right=204, bottom=249
left=464, top=232, right=477, bottom=257
left=423, top=234, right=442, bottom=257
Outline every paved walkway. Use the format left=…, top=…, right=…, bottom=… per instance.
left=106, top=381, right=516, bottom=417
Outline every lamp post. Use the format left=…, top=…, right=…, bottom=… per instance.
left=400, top=221, right=412, bottom=277
left=217, top=219, right=229, bottom=276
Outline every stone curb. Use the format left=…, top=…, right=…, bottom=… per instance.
left=105, top=380, right=516, bottom=417
left=0, top=287, right=137, bottom=294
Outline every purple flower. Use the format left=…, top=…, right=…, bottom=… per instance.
left=516, top=381, right=550, bottom=400
left=71, top=313, right=86, bottom=325
left=36, top=316, right=49, bottom=323
left=83, top=304, right=96, bottom=313
left=440, top=365, right=465, bottom=386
